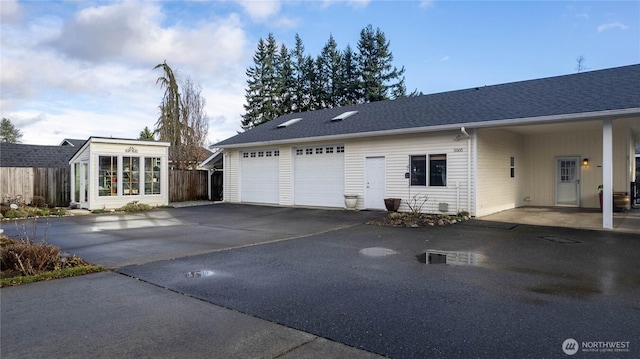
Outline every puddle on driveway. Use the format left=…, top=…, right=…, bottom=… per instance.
left=186, top=270, right=216, bottom=278
left=360, top=247, right=398, bottom=257
left=528, top=283, right=601, bottom=299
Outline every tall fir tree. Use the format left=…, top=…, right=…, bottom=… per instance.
left=276, top=44, right=294, bottom=117
left=241, top=34, right=279, bottom=129
left=316, top=34, right=343, bottom=108
left=357, top=24, right=406, bottom=102
left=241, top=27, right=413, bottom=129
left=340, top=44, right=361, bottom=106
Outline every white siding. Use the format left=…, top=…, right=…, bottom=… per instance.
left=279, top=146, right=293, bottom=206
left=476, top=129, right=525, bottom=217
left=224, top=150, right=240, bottom=202
left=346, top=132, right=472, bottom=215
left=523, top=126, right=633, bottom=208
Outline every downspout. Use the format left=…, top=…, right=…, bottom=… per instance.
left=460, top=127, right=472, bottom=215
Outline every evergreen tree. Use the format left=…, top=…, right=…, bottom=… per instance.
left=0, top=118, right=23, bottom=143
left=138, top=126, right=155, bottom=140
left=316, top=34, right=343, bottom=108
left=291, top=34, right=314, bottom=113
left=340, top=45, right=361, bottom=105
left=357, top=24, right=406, bottom=102
left=276, top=44, right=294, bottom=117
left=241, top=34, right=279, bottom=129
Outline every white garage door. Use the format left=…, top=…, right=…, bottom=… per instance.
left=241, top=149, right=279, bottom=204
left=294, top=145, right=344, bottom=207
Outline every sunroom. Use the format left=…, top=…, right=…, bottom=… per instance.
left=69, top=137, right=170, bottom=210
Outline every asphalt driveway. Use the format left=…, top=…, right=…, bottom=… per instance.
left=2, top=204, right=639, bottom=358
left=1, top=204, right=383, bottom=268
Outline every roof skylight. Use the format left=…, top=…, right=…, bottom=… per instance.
left=331, top=111, right=358, bottom=121
left=277, top=118, right=302, bottom=128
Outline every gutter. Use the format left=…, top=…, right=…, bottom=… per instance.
left=214, top=108, right=640, bottom=149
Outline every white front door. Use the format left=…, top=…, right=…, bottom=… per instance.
left=556, top=157, right=580, bottom=206
left=364, top=157, right=386, bottom=209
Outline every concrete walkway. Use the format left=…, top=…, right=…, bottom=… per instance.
left=479, top=206, right=640, bottom=233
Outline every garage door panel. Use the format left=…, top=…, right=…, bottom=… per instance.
left=294, top=147, right=344, bottom=207
left=241, top=152, right=279, bottom=204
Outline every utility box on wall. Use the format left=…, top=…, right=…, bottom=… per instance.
left=69, top=137, right=170, bottom=210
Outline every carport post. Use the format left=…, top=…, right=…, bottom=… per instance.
left=602, top=119, right=613, bottom=229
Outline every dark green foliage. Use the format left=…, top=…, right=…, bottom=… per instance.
left=0, top=118, right=23, bottom=143
left=139, top=126, right=155, bottom=140
left=357, top=24, right=406, bottom=102
left=241, top=25, right=411, bottom=128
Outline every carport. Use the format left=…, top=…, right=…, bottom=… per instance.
left=479, top=206, right=640, bottom=233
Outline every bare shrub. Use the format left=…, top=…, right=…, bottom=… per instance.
left=0, top=237, right=90, bottom=278
left=31, top=196, right=46, bottom=208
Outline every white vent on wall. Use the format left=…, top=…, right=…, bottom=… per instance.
left=277, top=118, right=302, bottom=128
left=331, top=111, right=358, bottom=121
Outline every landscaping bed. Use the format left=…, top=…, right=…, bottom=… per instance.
left=0, top=235, right=103, bottom=287
left=367, top=211, right=469, bottom=227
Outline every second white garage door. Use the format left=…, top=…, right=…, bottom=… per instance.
left=293, top=145, right=344, bottom=207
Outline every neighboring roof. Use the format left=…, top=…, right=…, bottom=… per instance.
left=0, top=143, right=79, bottom=168
left=216, top=64, right=640, bottom=147
left=59, top=138, right=86, bottom=147
left=200, top=149, right=223, bottom=170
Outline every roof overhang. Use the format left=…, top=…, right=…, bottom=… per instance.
left=216, top=107, right=640, bottom=149
left=69, top=137, right=171, bottom=164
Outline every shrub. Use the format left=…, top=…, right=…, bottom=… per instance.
left=118, top=202, right=153, bottom=213
left=31, top=196, right=46, bottom=208
left=0, top=237, right=92, bottom=278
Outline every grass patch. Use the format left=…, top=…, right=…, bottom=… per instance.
left=0, top=265, right=105, bottom=287
left=0, top=204, right=66, bottom=220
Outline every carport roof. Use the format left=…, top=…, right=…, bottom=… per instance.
left=216, top=64, right=640, bottom=147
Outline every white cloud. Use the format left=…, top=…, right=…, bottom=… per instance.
left=235, top=0, right=281, bottom=21
left=1, top=1, right=251, bottom=145
left=576, top=13, right=589, bottom=19
left=597, top=22, right=629, bottom=32
left=322, top=0, right=370, bottom=9
left=420, top=0, right=435, bottom=9
left=0, top=0, right=22, bottom=24
left=440, top=55, right=450, bottom=62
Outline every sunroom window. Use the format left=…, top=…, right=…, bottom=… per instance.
left=98, top=156, right=118, bottom=196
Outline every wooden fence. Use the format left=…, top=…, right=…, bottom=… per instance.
left=168, top=169, right=209, bottom=202
left=1, top=167, right=208, bottom=207
left=1, top=167, right=70, bottom=207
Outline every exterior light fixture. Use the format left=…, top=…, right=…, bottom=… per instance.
left=583, top=158, right=589, bottom=166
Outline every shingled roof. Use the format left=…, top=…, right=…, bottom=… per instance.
left=217, top=64, right=640, bottom=147
left=0, top=143, right=78, bottom=168
left=59, top=138, right=87, bottom=147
